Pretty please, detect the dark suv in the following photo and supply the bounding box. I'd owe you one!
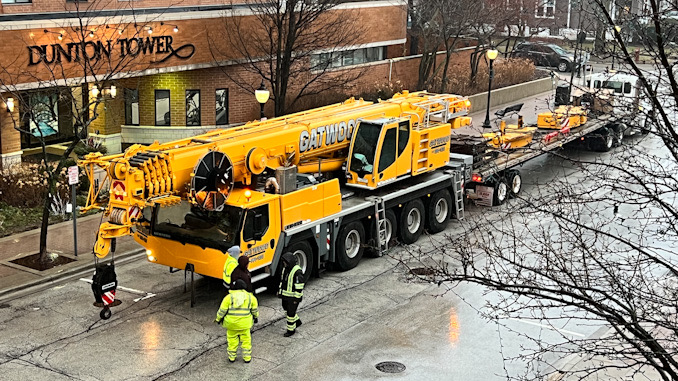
[511,42,575,72]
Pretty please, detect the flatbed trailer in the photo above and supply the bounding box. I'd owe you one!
[449,114,614,206]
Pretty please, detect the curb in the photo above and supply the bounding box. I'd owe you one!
[0,248,145,304]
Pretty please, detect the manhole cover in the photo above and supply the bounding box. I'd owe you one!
[375,361,406,373]
[410,267,434,276]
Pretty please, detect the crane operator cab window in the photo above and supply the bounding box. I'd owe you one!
[153,201,243,251]
[349,119,412,188]
[350,122,381,177]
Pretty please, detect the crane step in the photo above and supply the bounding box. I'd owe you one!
[251,273,271,283]
[254,287,268,294]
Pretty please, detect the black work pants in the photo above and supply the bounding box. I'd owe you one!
[282,299,300,332]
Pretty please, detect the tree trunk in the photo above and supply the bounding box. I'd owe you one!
[38,191,51,261]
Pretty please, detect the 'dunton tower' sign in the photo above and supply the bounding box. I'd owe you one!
[27,36,195,66]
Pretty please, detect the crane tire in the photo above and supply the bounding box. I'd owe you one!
[398,199,425,244]
[283,240,314,283]
[426,190,452,234]
[335,221,365,271]
[368,209,398,256]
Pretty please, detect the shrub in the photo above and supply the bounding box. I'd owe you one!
[74,136,108,159]
[439,58,538,96]
[0,163,70,209]
[358,80,406,102]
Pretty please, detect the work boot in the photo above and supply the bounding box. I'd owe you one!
[229,358,236,363]
[244,358,251,363]
[284,330,296,337]
[296,319,302,327]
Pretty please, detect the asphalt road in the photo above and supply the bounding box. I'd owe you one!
[0,104,668,380]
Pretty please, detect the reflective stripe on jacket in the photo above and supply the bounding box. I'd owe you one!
[215,290,259,331]
[222,255,238,285]
[280,265,304,300]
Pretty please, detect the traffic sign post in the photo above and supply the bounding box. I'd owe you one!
[68,166,79,257]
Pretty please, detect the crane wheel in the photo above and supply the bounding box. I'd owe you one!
[336,221,365,271]
[368,209,397,256]
[283,240,314,283]
[426,190,451,234]
[398,199,425,244]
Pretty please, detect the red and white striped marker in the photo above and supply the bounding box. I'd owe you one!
[102,290,116,306]
[128,206,142,220]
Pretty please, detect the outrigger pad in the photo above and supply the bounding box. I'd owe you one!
[92,263,118,305]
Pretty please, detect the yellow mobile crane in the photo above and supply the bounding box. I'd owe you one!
[82,91,472,300]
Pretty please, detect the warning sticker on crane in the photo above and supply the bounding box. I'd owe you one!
[128,206,141,220]
[112,181,125,201]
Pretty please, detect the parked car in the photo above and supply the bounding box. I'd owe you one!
[511,42,576,72]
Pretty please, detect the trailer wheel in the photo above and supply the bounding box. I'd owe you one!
[399,199,425,244]
[640,115,652,135]
[426,190,452,234]
[369,209,397,256]
[284,240,314,282]
[507,170,522,198]
[335,221,365,271]
[493,180,509,205]
[612,124,624,147]
[591,127,614,152]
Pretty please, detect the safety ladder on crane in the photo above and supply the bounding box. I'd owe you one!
[415,133,430,174]
[453,170,465,220]
[373,197,388,256]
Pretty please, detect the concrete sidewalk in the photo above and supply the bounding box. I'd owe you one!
[0,211,142,300]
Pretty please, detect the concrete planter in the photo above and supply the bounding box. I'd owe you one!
[467,75,554,113]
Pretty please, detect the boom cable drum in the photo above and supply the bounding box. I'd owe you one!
[190,150,234,211]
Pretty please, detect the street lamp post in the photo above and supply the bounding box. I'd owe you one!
[255,81,270,119]
[482,48,499,129]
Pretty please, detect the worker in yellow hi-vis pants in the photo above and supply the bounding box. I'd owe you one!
[215,279,259,363]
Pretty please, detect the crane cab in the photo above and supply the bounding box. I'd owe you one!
[346,116,451,189]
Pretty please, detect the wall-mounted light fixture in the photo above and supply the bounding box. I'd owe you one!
[6,98,14,113]
[43,29,65,41]
[160,22,179,33]
[91,85,117,99]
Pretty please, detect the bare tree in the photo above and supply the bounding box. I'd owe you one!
[208,0,365,117]
[396,0,678,378]
[408,0,474,92]
[0,1,157,263]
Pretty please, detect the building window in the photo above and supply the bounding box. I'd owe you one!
[1,0,32,3]
[20,89,75,149]
[186,90,200,126]
[124,88,139,126]
[535,0,555,18]
[216,89,229,125]
[155,90,170,126]
[29,93,59,137]
[311,46,385,70]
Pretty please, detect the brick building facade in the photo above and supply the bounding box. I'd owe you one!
[0,0,408,166]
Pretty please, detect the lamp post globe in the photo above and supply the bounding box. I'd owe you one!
[482,48,499,129]
[255,81,270,119]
